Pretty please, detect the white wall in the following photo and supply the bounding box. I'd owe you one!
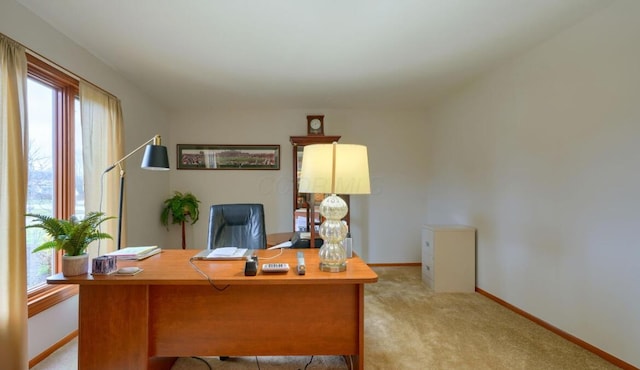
[1,0,170,362]
[424,0,640,366]
[27,296,78,360]
[167,109,429,263]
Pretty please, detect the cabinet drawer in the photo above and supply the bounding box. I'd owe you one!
[422,262,433,280]
[422,274,434,290]
[421,228,434,256]
[421,227,434,281]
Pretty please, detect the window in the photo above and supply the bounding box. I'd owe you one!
[25,78,56,288]
[26,55,81,315]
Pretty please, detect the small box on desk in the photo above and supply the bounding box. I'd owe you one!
[92,255,118,275]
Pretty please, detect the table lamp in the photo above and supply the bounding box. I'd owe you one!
[104,134,170,249]
[298,142,370,272]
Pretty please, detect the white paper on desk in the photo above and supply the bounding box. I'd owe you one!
[209,247,247,258]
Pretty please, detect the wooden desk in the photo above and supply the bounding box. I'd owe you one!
[48,249,378,370]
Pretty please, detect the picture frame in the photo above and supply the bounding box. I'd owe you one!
[177,144,280,170]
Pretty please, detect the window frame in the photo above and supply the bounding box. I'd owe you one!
[26,54,81,317]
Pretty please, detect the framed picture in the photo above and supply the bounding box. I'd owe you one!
[177,144,280,170]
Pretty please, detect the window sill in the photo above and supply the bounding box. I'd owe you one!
[28,284,78,318]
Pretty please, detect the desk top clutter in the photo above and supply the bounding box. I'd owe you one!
[48,249,378,285]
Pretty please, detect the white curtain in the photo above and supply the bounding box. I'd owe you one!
[0,34,29,370]
[80,82,124,258]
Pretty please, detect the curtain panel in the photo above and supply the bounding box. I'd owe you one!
[0,34,29,370]
[80,82,124,258]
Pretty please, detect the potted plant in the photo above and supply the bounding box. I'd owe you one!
[161,191,200,249]
[26,212,114,276]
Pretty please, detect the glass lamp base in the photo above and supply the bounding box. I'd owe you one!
[317,194,349,273]
[319,261,347,272]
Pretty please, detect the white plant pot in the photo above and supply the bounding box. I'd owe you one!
[62,254,89,276]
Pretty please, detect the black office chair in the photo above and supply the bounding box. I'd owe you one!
[207,203,267,250]
[206,203,266,361]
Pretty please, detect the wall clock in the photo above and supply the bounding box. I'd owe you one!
[307,115,324,136]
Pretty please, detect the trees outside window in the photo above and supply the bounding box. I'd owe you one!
[25,55,82,314]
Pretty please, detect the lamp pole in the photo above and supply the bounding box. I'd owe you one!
[104,135,169,249]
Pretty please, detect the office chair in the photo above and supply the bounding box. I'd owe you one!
[207,203,267,250]
[206,203,266,362]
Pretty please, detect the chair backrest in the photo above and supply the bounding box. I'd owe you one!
[207,204,267,250]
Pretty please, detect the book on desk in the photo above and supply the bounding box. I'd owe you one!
[106,245,161,260]
[192,247,251,260]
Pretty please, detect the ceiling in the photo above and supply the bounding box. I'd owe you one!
[17,0,610,110]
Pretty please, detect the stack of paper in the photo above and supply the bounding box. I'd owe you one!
[209,247,248,258]
[107,246,161,260]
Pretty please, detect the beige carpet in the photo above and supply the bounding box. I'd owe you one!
[33,266,619,370]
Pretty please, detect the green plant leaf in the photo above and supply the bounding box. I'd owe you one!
[160,191,201,226]
[26,212,114,256]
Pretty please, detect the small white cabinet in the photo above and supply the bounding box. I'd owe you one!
[422,225,476,292]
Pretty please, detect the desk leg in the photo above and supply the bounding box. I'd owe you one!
[357,283,365,370]
[78,285,163,370]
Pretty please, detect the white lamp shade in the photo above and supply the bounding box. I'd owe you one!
[299,143,370,194]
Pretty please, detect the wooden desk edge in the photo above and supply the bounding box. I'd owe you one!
[47,274,379,285]
[47,249,378,286]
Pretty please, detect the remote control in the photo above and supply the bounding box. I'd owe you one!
[296,251,306,275]
[261,263,290,273]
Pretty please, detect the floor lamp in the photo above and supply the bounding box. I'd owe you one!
[104,135,170,250]
[298,142,370,272]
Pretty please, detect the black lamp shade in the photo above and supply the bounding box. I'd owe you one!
[141,145,170,170]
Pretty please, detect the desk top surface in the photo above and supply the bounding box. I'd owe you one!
[47,249,378,286]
